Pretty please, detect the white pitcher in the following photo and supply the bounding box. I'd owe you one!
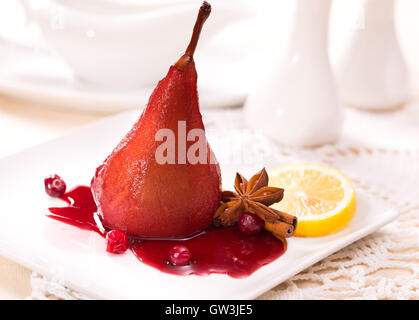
[244,0,341,147]
[336,0,409,110]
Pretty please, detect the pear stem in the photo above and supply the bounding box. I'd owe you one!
[175,1,211,70]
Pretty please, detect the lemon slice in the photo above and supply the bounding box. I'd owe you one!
[268,164,356,237]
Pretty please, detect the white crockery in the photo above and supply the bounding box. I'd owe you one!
[0,38,246,113]
[19,0,252,89]
[336,0,410,110]
[244,0,342,147]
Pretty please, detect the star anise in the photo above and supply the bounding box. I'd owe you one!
[214,168,297,238]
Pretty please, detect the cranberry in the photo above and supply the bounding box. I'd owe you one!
[168,245,191,266]
[44,174,67,198]
[238,212,264,236]
[106,230,129,254]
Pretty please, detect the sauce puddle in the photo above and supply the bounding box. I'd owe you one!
[48,186,286,278]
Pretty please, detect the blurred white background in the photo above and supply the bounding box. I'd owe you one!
[0,0,419,109]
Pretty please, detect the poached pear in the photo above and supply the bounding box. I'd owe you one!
[91,2,222,238]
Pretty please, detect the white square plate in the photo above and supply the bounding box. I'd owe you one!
[0,111,399,299]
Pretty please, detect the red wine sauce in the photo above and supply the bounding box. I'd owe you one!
[48,186,286,278]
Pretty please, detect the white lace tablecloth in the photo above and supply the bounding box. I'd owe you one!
[29,104,419,300]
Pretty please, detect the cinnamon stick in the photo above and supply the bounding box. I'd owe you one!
[265,220,296,238]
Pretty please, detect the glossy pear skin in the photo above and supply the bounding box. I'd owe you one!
[91,62,222,238]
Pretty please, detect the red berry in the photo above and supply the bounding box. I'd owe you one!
[106,230,128,254]
[168,245,191,266]
[238,212,264,236]
[44,174,67,198]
